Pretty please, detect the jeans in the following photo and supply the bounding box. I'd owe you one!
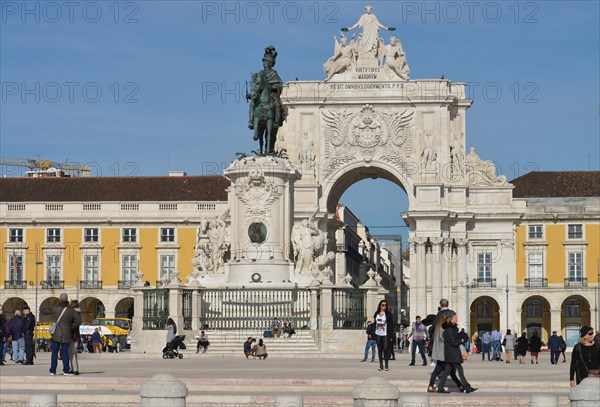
[464,340,470,353]
[482,343,491,360]
[364,339,376,361]
[50,340,70,374]
[12,337,24,362]
[550,351,560,364]
[411,340,427,364]
[492,340,502,360]
[375,335,389,368]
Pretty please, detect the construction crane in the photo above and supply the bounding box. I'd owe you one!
[0,157,91,177]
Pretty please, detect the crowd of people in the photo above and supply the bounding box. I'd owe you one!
[360,297,600,393]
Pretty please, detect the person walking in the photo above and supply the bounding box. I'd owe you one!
[43,293,81,375]
[515,332,528,364]
[68,300,82,375]
[458,328,470,353]
[22,306,36,365]
[503,329,515,363]
[559,335,567,362]
[436,311,477,393]
[91,328,102,353]
[373,300,394,372]
[408,315,428,366]
[481,330,492,361]
[491,328,503,361]
[570,326,600,387]
[9,310,25,364]
[427,310,463,393]
[361,320,376,363]
[528,330,542,364]
[548,331,561,365]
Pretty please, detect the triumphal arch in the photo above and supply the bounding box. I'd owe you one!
[133,5,523,352]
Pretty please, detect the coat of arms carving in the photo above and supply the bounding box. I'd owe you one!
[235,167,282,224]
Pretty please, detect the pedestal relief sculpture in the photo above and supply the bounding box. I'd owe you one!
[192,212,230,275]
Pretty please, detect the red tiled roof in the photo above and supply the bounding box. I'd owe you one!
[511,171,600,198]
[0,176,230,202]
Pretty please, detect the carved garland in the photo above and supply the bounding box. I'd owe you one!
[321,104,413,178]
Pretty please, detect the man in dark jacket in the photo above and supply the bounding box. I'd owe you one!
[361,320,377,362]
[22,306,36,365]
[42,293,81,375]
[9,310,25,364]
[547,331,561,365]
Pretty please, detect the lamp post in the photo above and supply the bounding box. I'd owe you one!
[505,274,510,332]
[34,243,43,346]
[460,279,474,339]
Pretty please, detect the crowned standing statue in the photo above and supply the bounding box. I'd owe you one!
[246,45,286,155]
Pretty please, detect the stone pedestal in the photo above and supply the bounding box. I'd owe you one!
[352,377,399,407]
[140,373,187,407]
[570,378,600,407]
[225,156,301,285]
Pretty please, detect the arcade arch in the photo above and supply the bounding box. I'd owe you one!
[1,297,29,318]
[79,297,105,324]
[38,297,59,323]
[520,296,551,340]
[561,295,591,346]
[470,296,500,337]
[115,297,134,319]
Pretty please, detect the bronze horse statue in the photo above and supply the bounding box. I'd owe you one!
[247,71,281,154]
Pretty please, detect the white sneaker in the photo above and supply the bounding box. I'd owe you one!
[430,362,436,367]
[49,373,56,376]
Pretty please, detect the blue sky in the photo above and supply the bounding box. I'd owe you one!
[1,1,599,243]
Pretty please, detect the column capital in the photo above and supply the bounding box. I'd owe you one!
[455,238,468,247]
[430,237,444,245]
[412,237,428,246]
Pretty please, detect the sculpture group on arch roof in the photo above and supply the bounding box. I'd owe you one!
[323,5,410,81]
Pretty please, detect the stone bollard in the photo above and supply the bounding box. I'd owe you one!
[570,377,600,407]
[29,394,57,407]
[353,376,400,407]
[400,393,429,407]
[275,394,303,406]
[530,394,558,407]
[140,373,188,407]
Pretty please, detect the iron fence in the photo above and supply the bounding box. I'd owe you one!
[564,278,587,287]
[198,288,311,330]
[332,288,367,329]
[182,289,193,330]
[4,280,27,289]
[524,278,548,287]
[41,280,64,289]
[143,289,170,330]
[80,280,102,289]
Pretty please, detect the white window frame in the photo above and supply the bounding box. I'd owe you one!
[567,224,583,239]
[83,255,99,282]
[160,227,176,243]
[84,228,99,243]
[47,228,61,243]
[122,228,137,243]
[567,251,583,280]
[527,252,544,280]
[46,254,62,282]
[122,254,138,283]
[159,254,175,281]
[528,225,543,240]
[477,252,492,281]
[9,228,24,243]
[8,253,24,282]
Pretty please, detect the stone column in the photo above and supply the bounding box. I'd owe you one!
[191,290,201,331]
[410,238,427,320]
[168,286,184,330]
[318,287,333,329]
[550,309,562,337]
[132,287,145,334]
[352,377,399,407]
[425,241,434,313]
[309,289,319,329]
[570,378,600,407]
[449,240,458,311]
[431,237,443,308]
[140,373,188,407]
[455,239,469,335]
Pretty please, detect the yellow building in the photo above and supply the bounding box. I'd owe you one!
[0,175,229,323]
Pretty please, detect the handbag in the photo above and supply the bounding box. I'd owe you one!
[460,344,468,361]
[48,307,68,335]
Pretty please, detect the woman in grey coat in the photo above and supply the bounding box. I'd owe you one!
[503,329,516,363]
[166,318,177,346]
[427,313,463,392]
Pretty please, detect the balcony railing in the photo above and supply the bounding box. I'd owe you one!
[80,280,102,289]
[4,280,27,289]
[472,278,497,288]
[41,280,64,289]
[118,280,137,289]
[524,278,548,287]
[564,278,587,287]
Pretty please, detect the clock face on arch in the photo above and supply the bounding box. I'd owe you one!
[248,222,267,244]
